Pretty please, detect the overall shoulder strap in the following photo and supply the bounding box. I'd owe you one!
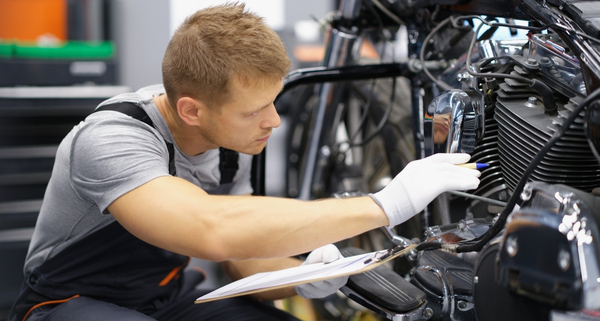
[94,102,176,176]
[219,147,239,185]
[94,102,240,184]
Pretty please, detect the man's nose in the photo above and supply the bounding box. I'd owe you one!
[261,104,281,129]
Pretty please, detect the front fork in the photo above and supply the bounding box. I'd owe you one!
[297,8,364,200]
[407,21,439,229]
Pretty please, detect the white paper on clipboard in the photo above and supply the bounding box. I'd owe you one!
[195,244,416,304]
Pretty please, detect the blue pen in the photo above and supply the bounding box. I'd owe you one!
[457,163,489,169]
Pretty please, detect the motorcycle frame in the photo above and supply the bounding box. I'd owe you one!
[275,0,600,226]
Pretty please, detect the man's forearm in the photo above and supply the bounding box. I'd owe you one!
[109,176,388,262]
[202,194,387,260]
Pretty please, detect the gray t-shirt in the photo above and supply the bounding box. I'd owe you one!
[24,84,253,274]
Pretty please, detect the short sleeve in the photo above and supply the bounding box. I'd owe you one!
[70,113,171,213]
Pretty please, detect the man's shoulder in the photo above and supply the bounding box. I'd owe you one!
[72,108,165,155]
[96,84,164,109]
[137,84,165,95]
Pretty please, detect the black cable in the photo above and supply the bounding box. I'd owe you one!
[418,15,483,91]
[419,16,454,92]
[419,15,600,93]
[465,20,534,85]
[347,77,397,148]
[490,21,600,46]
[347,80,378,144]
[369,0,405,26]
[416,241,442,251]
[463,20,558,114]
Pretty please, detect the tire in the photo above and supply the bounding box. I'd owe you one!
[284,75,419,239]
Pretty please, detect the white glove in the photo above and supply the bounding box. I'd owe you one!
[294,244,348,299]
[370,153,481,227]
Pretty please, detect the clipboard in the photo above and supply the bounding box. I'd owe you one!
[195,244,416,304]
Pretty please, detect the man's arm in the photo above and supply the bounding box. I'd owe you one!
[107,175,387,262]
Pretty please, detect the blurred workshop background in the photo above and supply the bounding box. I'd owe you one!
[0,0,335,193]
[0,1,340,320]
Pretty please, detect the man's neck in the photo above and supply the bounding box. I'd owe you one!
[153,95,215,156]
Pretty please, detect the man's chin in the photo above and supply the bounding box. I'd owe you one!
[248,145,266,155]
[227,144,266,155]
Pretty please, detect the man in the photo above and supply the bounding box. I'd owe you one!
[9,3,481,321]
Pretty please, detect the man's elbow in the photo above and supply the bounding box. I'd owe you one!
[186,218,255,262]
[203,250,230,263]
[194,238,235,262]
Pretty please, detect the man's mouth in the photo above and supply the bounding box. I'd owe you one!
[256,135,270,142]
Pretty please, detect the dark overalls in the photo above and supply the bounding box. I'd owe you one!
[8,103,299,321]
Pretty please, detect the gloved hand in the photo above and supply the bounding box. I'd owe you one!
[294,244,348,299]
[370,153,480,227]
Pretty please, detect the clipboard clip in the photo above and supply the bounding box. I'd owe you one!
[364,245,408,264]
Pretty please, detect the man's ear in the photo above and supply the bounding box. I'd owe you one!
[176,97,204,126]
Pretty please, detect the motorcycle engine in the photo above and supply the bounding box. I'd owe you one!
[432,33,600,218]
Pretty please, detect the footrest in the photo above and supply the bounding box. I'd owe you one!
[340,247,426,313]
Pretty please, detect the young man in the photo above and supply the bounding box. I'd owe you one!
[9,3,480,321]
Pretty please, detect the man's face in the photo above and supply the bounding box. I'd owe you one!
[433,113,451,144]
[199,77,283,155]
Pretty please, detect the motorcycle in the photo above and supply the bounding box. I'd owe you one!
[275,0,600,320]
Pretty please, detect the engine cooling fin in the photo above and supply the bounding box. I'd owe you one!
[469,113,503,198]
[494,85,600,193]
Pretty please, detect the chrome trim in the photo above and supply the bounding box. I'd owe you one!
[417,265,452,317]
[339,286,430,321]
[424,89,480,155]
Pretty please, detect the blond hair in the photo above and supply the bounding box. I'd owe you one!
[162,3,291,110]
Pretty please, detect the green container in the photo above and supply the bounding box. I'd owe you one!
[0,42,14,58]
[10,41,114,60]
